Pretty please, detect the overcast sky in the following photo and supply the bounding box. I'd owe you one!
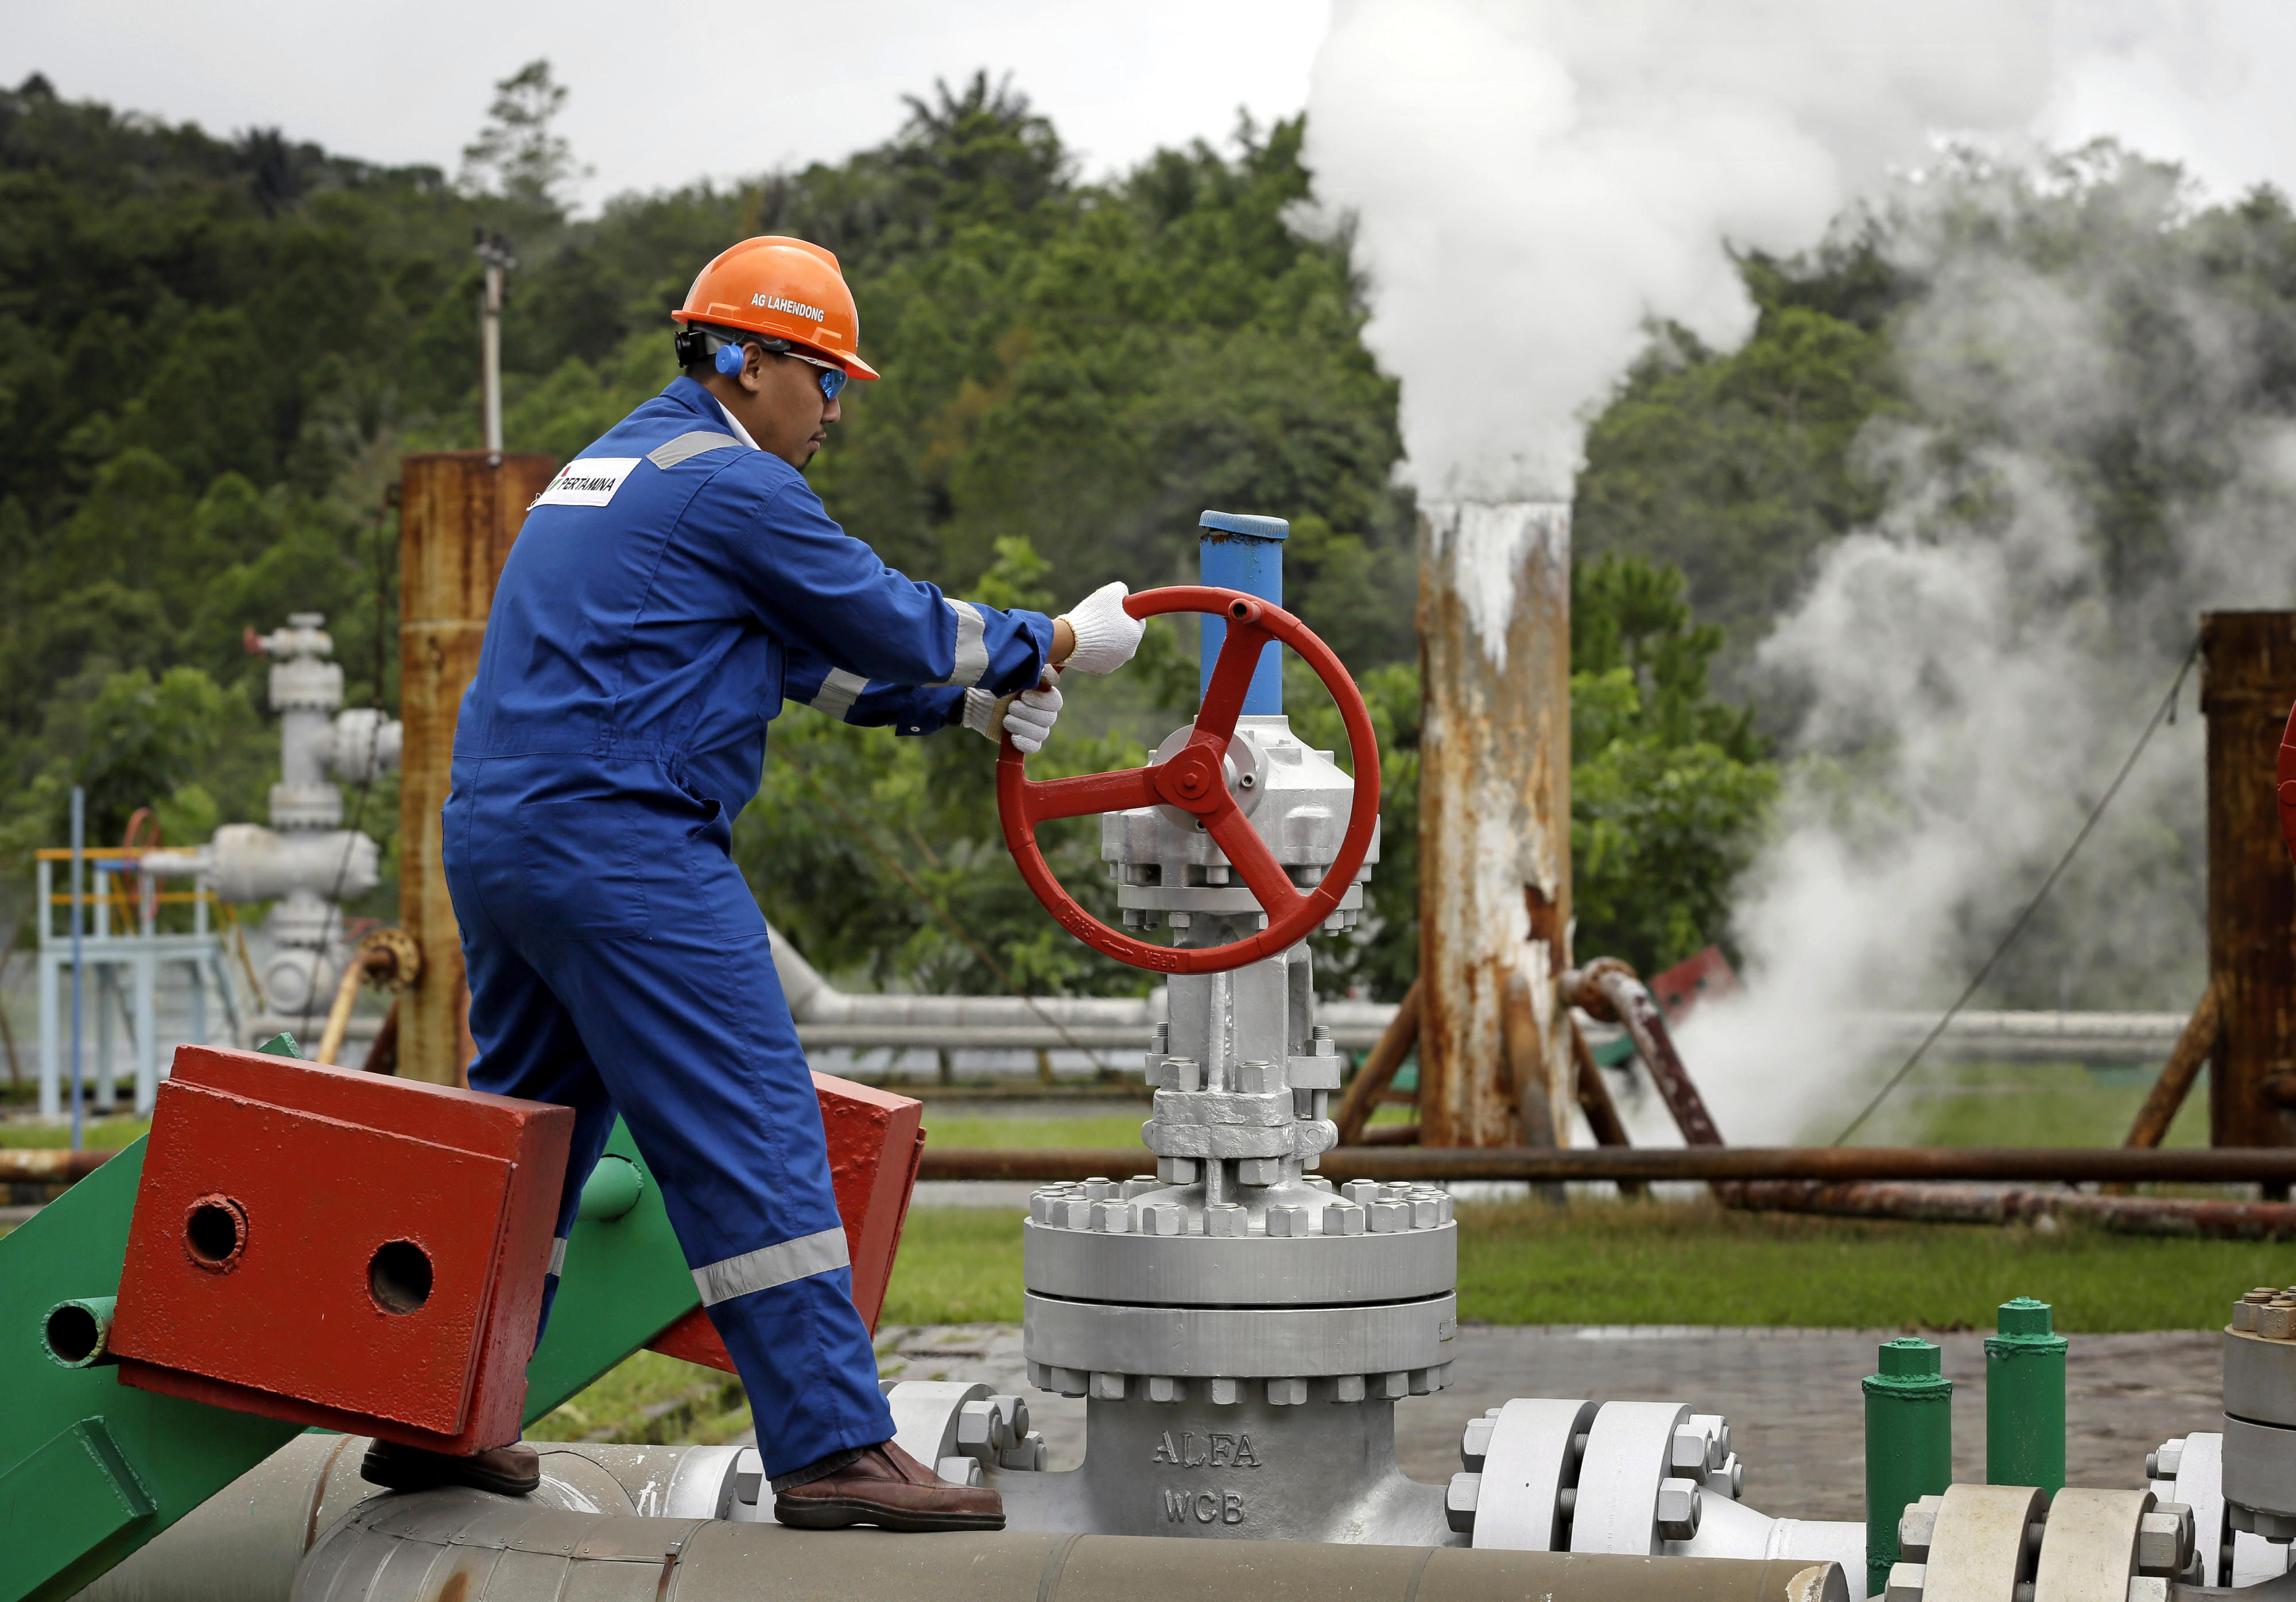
[0,0,1331,206]
[7,1,2296,211]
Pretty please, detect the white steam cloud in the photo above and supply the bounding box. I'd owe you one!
[1304,2,2296,1143]
[1304,0,2050,501]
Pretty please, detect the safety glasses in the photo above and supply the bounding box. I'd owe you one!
[778,347,847,403]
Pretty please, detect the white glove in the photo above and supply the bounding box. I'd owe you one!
[963,677,1064,754]
[1057,581,1145,675]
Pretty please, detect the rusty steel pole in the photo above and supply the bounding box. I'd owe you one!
[397,452,552,1085]
[2205,612,2296,1181]
[1416,502,1573,1149]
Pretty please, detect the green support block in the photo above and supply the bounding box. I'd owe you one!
[0,1118,699,1602]
[1864,1336,1953,1601]
[522,1124,701,1424]
[0,1139,301,1602]
[1986,1297,2068,1492]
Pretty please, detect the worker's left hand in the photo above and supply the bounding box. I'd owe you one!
[965,676,1064,754]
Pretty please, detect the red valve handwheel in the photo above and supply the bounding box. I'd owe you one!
[998,585,1381,975]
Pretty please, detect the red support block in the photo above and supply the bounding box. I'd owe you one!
[108,1044,572,1455]
[648,1072,924,1372]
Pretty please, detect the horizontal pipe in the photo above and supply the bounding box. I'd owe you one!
[303,1502,1849,1602]
[917,1145,2296,1184]
[0,1147,117,1181]
[773,932,2194,1062]
[1728,1180,2296,1240]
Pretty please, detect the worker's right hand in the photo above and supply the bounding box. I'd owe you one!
[1055,582,1145,675]
[965,676,1064,754]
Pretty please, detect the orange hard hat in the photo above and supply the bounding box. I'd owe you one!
[672,235,879,380]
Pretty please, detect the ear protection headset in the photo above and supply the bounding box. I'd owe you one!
[713,339,747,376]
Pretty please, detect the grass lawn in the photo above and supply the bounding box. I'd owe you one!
[881,1197,2282,1333]
[0,1116,149,1149]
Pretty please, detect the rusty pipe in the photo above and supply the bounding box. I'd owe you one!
[916,1145,2296,1184]
[1564,960,1723,1146]
[0,1147,117,1182]
[1726,1179,2296,1240]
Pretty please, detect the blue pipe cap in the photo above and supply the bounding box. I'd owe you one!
[1199,510,1289,542]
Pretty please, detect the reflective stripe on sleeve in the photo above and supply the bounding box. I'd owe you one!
[691,1226,851,1306]
[812,668,870,722]
[548,1237,568,1278]
[646,430,747,470]
[933,600,990,689]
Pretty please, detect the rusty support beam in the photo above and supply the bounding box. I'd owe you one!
[397,453,553,1085]
[1727,1178,2296,1241]
[2122,980,2223,1151]
[1417,503,1573,1150]
[2204,614,2296,1176]
[1569,1017,1647,1198]
[1565,959,1724,1146]
[1333,978,1420,1147]
[916,1145,2296,1184]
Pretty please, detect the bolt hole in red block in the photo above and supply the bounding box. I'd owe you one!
[108,1044,572,1456]
[647,1071,926,1372]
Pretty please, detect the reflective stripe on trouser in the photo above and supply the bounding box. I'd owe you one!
[444,757,894,1479]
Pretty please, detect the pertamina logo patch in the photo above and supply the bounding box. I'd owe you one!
[531,457,641,508]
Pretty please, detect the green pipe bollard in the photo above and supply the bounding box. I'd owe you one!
[1865,1336,1953,1600]
[576,1154,645,1223]
[1986,1296,2068,1491]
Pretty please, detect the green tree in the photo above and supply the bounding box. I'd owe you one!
[460,60,587,209]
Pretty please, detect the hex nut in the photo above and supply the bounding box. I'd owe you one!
[1331,1374,1367,1403]
[1205,1203,1248,1238]
[1141,1203,1186,1236]
[1268,1377,1308,1406]
[1060,1198,1094,1229]
[1671,1426,1714,1473]
[1208,1378,1242,1406]
[2138,1505,2194,1577]
[998,1432,1047,1472]
[956,1400,997,1450]
[1446,1472,1481,1534]
[1368,1200,1409,1233]
[1706,1453,1744,1499]
[1122,1176,1161,1199]
[1343,1180,1381,1206]
[1461,1417,1496,1470]
[1324,1200,1367,1236]
[1082,1177,1116,1201]
[2262,1301,2296,1341]
[1899,1496,1941,1562]
[2127,1578,2169,1602]
[2150,1438,2185,1481]
[1883,1561,1926,1602]
[1376,1371,1410,1400]
[1410,1197,1444,1229]
[1157,1156,1200,1184]
[1090,1371,1127,1401]
[1655,1476,1702,1541]
[1090,1199,1130,1233]
[1236,1157,1283,1186]
[1304,1176,1335,1193]
[937,1455,984,1487]
[1147,1375,1185,1403]
[1235,1060,1282,1093]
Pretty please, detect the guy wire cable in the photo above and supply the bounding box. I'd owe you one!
[1831,634,2202,1146]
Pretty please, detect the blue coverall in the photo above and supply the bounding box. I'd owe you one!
[444,375,1055,1482]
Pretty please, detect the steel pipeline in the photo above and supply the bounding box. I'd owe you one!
[80,1432,1851,1602]
[919,1145,2296,1184]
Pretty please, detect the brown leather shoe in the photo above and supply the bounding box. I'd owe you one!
[360,1437,541,1496]
[774,1441,1004,1532]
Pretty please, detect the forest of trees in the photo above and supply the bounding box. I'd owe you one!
[7,63,2278,1008]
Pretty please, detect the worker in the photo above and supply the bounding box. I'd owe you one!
[359,236,1143,1530]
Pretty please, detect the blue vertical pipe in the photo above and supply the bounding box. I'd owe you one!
[1197,510,1289,715]
[69,783,84,1151]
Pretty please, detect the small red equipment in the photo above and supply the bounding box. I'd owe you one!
[997,586,1380,976]
[108,1044,572,1455]
[649,1072,924,1370]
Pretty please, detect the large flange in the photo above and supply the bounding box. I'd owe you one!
[1022,1219,1456,1307]
[1021,1290,1455,1383]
